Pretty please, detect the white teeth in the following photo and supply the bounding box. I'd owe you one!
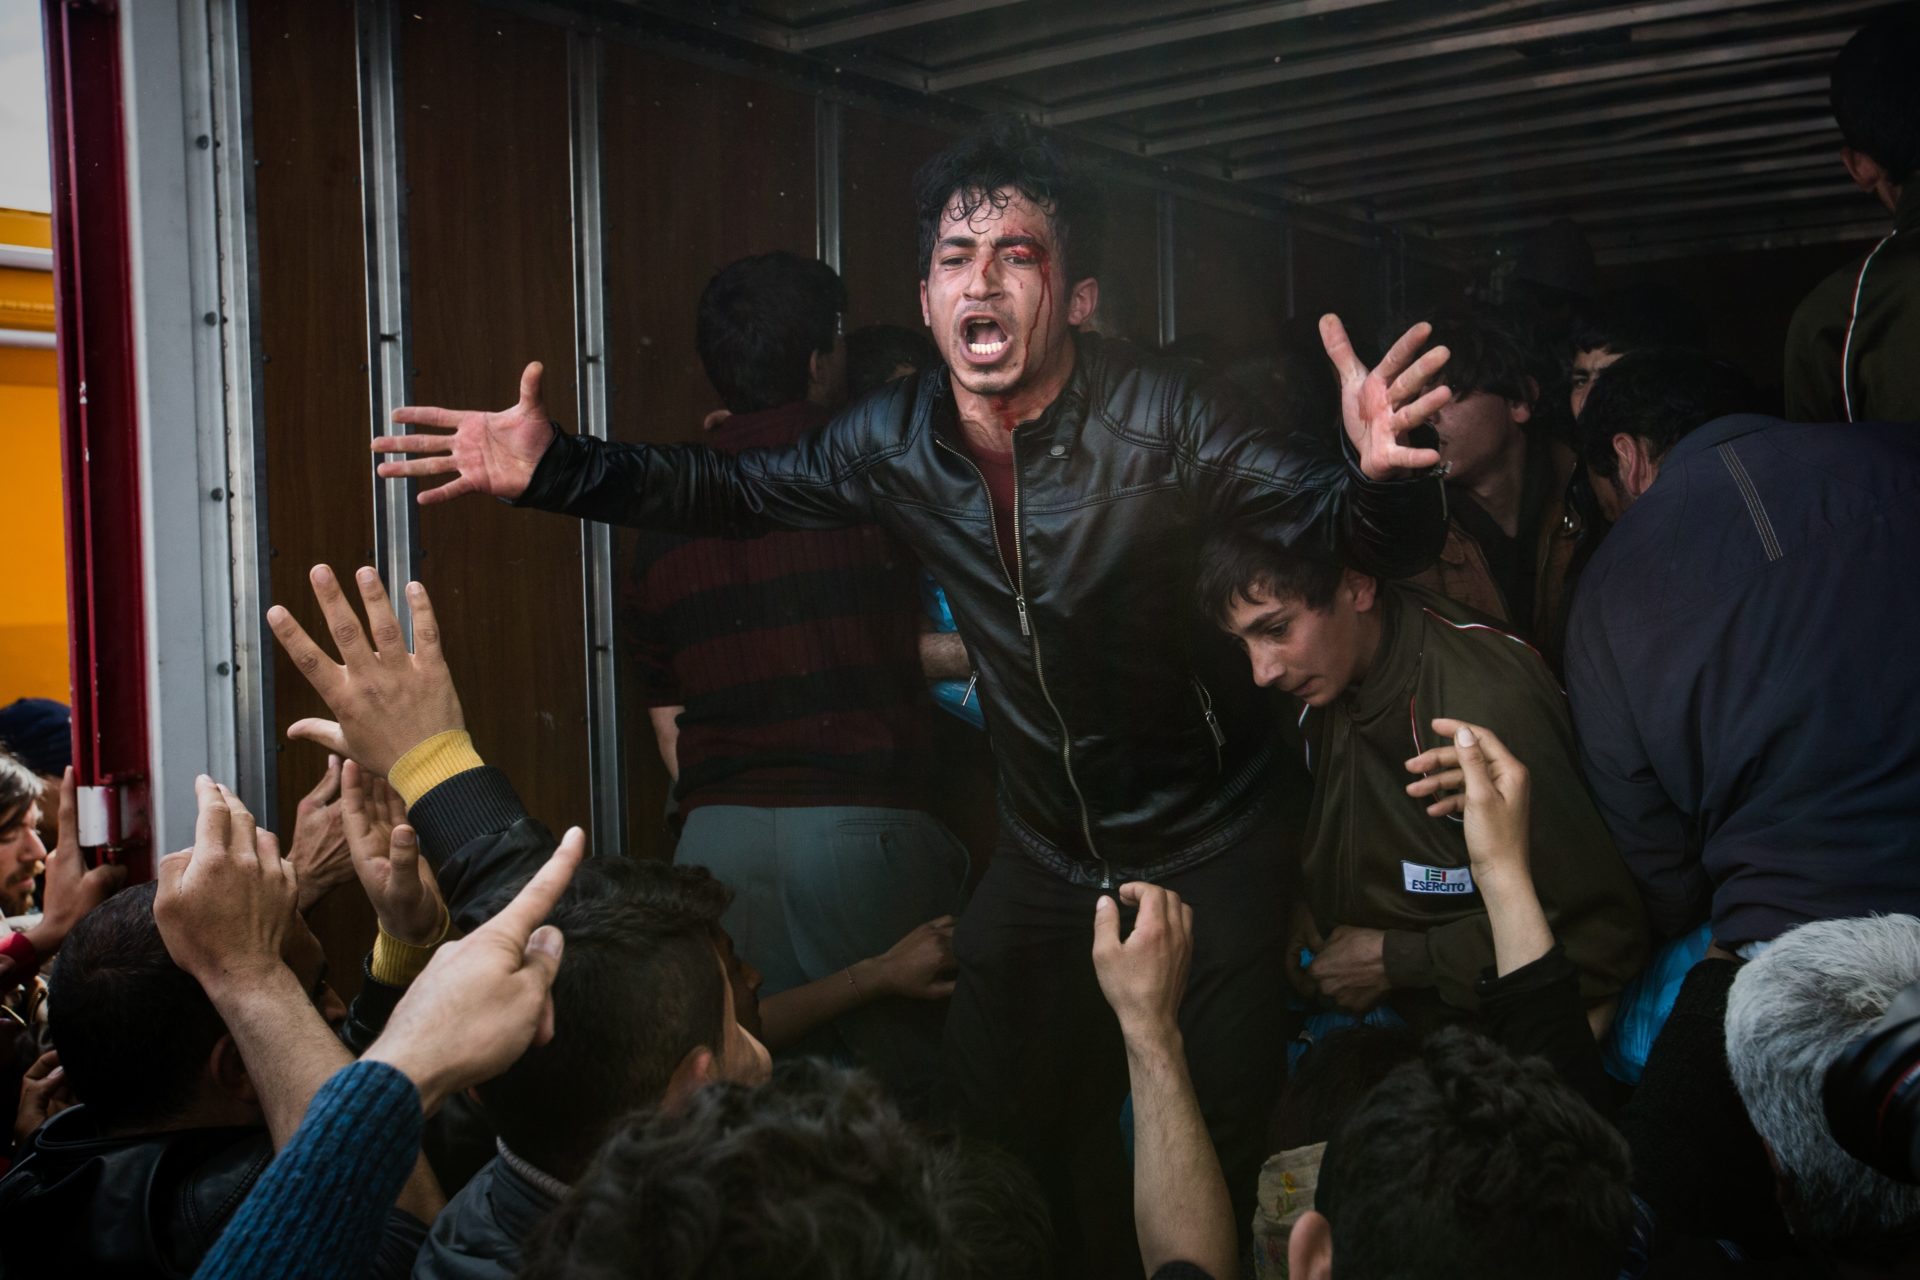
[968,340,1008,356]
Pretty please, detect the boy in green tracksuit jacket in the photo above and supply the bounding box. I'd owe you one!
[1199,529,1648,1022]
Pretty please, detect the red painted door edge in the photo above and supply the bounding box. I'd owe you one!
[44,0,153,879]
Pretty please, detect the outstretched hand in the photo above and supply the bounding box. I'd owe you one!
[153,777,299,995]
[374,362,554,505]
[266,567,464,777]
[288,755,354,912]
[1405,718,1532,889]
[1092,882,1193,1042]
[341,759,444,946]
[1321,314,1451,479]
[362,829,584,1113]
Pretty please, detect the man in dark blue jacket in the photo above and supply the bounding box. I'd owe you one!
[1565,347,1920,947]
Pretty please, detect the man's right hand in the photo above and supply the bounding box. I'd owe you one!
[373,362,554,505]
[153,777,299,996]
[1092,883,1193,1043]
[266,568,465,776]
[1405,718,1532,891]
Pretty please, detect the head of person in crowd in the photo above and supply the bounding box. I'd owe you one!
[1221,318,1344,446]
[475,858,771,1185]
[1410,302,1540,489]
[1576,346,1763,521]
[46,880,343,1136]
[1830,6,1920,215]
[520,1059,969,1280]
[1269,1023,1421,1153]
[0,752,45,916]
[1725,915,1920,1257]
[844,322,937,401]
[1566,290,1697,419]
[913,115,1103,414]
[695,251,848,416]
[0,698,68,851]
[1197,528,1379,707]
[1289,1026,1633,1280]
[924,1141,1055,1280]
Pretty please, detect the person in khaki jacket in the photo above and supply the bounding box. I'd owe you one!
[1403,302,1591,675]
[1199,528,1648,1034]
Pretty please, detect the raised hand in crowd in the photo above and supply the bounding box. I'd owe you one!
[1092,883,1237,1280]
[18,767,126,963]
[757,915,957,1051]
[12,1049,72,1148]
[340,760,444,947]
[374,362,553,506]
[287,754,354,913]
[267,566,464,776]
[1320,314,1451,479]
[1405,719,1554,977]
[362,829,581,1114]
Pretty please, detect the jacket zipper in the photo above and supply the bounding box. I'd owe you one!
[937,433,1110,886]
[1191,676,1225,772]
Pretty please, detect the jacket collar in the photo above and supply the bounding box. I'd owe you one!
[1896,182,1920,236]
[495,1138,570,1205]
[1661,412,1785,467]
[928,332,1093,449]
[1344,585,1420,725]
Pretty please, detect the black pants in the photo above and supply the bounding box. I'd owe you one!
[938,817,1292,1279]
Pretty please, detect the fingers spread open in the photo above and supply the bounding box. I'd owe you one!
[1318,314,1365,382]
[519,361,545,410]
[310,565,369,665]
[416,476,476,507]
[1395,384,1454,433]
[1373,321,1435,385]
[287,719,351,757]
[383,409,462,432]
[1387,344,1450,405]
[376,455,461,480]
[267,605,342,693]
[356,567,405,654]
[405,583,444,664]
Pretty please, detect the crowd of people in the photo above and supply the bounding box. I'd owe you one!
[0,7,1918,1279]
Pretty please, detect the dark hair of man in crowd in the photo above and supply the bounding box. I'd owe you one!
[845,322,937,401]
[1830,5,1920,184]
[1415,300,1537,404]
[1269,1023,1421,1153]
[912,115,1105,285]
[0,752,41,831]
[924,1140,1055,1280]
[520,1059,954,1280]
[694,251,847,416]
[1315,1027,1633,1280]
[1577,346,1763,482]
[475,858,732,1183]
[1193,526,1346,630]
[47,881,230,1134]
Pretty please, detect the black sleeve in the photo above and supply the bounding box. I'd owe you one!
[405,767,557,931]
[1473,945,1613,1116]
[1149,1264,1215,1280]
[339,956,407,1055]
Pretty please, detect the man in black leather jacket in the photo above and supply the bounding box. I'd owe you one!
[376,119,1453,1268]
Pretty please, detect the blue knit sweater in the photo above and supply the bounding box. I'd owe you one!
[195,1060,424,1279]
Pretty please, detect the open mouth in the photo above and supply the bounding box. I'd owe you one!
[962,315,1011,359]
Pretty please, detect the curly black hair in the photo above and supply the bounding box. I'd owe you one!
[912,115,1104,283]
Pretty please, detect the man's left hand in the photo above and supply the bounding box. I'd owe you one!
[1308,925,1392,1012]
[1322,314,1452,480]
[288,755,353,912]
[153,777,299,995]
[26,768,127,957]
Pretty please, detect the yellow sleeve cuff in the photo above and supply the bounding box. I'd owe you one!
[369,904,451,986]
[387,729,485,808]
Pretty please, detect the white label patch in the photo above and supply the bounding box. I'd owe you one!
[1402,861,1476,896]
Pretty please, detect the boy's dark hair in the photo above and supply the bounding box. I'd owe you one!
[1831,6,1920,184]
[1316,1027,1634,1280]
[521,1059,950,1280]
[1194,527,1347,629]
[845,323,937,400]
[1578,347,1763,481]
[477,859,733,1183]
[913,115,1105,283]
[695,252,846,415]
[1567,289,1696,361]
[1415,301,1537,405]
[926,1141,1055,1280]
[48,881,229,1134]
[0,751,42,834]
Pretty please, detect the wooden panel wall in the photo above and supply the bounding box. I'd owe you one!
[402,0,591,838]
[250,0,378,984]
[1172,199,1292,358]
[840,107,951,329]
[600,44,818,857]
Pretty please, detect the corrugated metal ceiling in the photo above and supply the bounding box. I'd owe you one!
[614,0,1884,264]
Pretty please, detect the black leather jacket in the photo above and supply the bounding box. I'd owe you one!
[521,334,1444,877]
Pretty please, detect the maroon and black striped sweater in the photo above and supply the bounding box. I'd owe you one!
[624,400,932,815]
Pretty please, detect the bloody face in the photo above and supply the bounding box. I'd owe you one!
[919,187,1089,412]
